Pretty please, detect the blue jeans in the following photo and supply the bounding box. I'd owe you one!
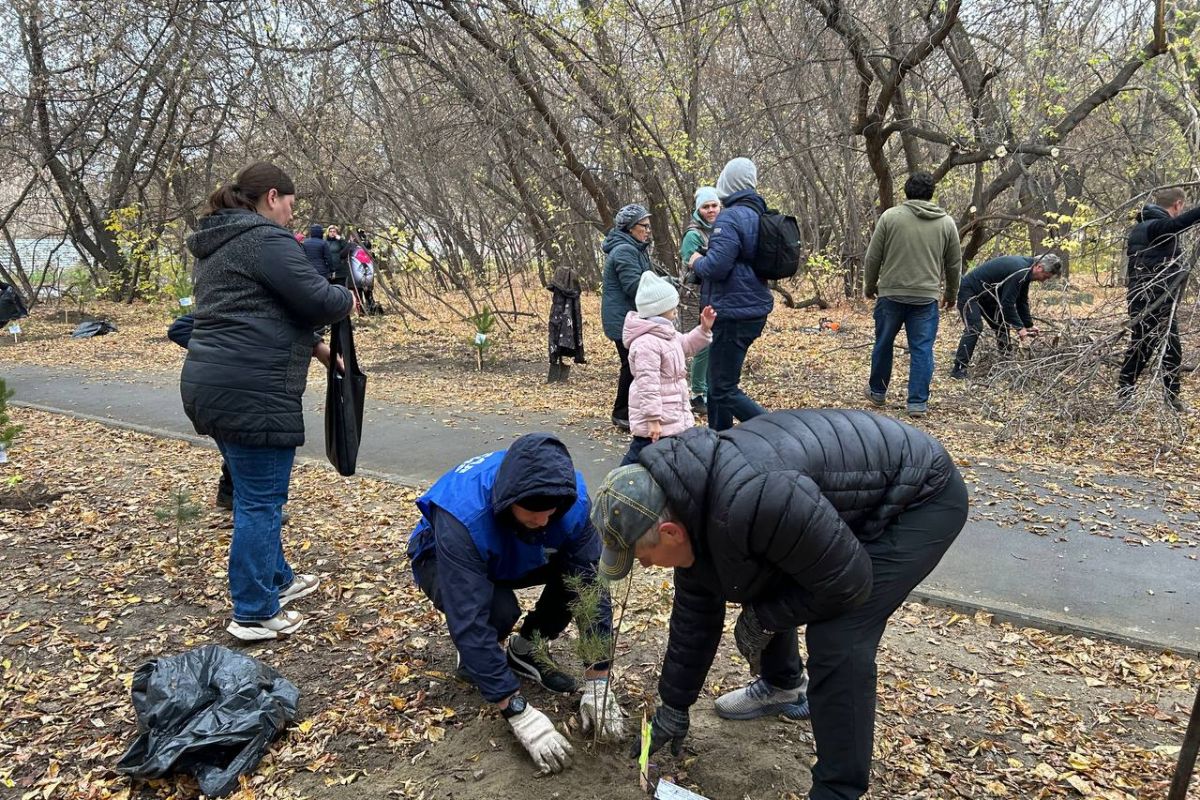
[708,316,768,431]
[868,298,939,406]
[216,440,296,622]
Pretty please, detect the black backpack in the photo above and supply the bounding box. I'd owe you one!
[753,209,801,280]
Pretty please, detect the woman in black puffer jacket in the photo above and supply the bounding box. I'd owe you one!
[181,162,353,642]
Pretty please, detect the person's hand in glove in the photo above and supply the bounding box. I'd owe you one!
[734,605,775,674]
[628,704,689,758]
[579,677,625,740]
[508,702,574,774]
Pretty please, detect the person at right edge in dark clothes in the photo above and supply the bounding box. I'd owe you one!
[593,410,969,800]
[1119,186,1200,411]
[687,158,773,431]
[600,204,655,431]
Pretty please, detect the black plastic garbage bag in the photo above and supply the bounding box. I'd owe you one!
[71,320,117,338]
[116,645,300,797]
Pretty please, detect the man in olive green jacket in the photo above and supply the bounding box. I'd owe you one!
[863,172,962,417]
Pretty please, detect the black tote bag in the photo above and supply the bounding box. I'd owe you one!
[324,318,367,476]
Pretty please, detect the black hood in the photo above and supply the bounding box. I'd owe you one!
[186,209,276,259]
[1136,204,1170,224]
[491,433,578,532]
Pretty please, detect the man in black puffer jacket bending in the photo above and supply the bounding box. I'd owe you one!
[594,409,968,800]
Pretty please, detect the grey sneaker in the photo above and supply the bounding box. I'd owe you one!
[714,678,810,721]
[226,609,305,642]
[863,387,886,407]
[907,403,928,417]
[279,574,319,607]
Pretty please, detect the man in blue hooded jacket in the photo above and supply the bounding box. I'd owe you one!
[688,157,774,431]
[407,433,624,773]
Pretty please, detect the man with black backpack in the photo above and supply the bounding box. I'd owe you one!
[688,157,797,431]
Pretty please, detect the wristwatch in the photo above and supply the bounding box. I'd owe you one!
[500,694,528,719]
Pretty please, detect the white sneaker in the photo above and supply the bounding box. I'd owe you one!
[227,609,306,641]
[715,677,810,720]
[279,574,320,607]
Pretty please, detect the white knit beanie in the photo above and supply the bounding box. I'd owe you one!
[635,271,679,318]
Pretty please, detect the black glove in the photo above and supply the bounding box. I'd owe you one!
[629,704,689,758]
[734,606,775,674]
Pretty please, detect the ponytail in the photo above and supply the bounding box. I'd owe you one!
[205,161,297,217]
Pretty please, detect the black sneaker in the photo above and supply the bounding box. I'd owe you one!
[216,491,233,511]
[949,366,967,380]
[690,396,708,415]
[611,415,631,432]
[506,638,578,693]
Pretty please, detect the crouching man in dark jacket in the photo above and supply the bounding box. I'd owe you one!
[407,433,625,774]
[595,410,968,800]
[951,253,1061,379]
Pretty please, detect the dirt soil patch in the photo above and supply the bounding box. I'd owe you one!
[0,408,1194,799]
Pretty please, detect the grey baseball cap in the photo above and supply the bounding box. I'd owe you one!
[591,464,668,580]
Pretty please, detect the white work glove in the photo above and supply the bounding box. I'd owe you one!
[579,677,625,739]
[508,703,574,774]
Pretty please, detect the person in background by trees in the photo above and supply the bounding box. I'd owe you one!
[592,410,968,800]
[620,271,715,466]
[180,161,353,642]
[601,204,655,431]
[406,433,625,774]
[1119,187,1200,411]
[951,253,1062,379]
[863,172,962,417]
[687,158,773,432]
[302,223,336,280]
[326,224,349,286]
[679,186,720,416]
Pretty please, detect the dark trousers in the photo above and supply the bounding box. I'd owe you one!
[412,556,577,645]
[1119,285,1182,396]
[612,340,634,423]
[620,436,654,467]
[217,459,234,502]
[707,316,768,431]
[869,298,939,405]
[953,296,1012,370]
[758,468,968,800]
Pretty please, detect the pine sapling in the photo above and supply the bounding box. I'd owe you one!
[154,487,200,561]
[0,379,22,466]
[469,308,497,371]
[529,573,632,743]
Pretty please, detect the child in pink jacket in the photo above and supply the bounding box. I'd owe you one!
[620,271,716,466]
